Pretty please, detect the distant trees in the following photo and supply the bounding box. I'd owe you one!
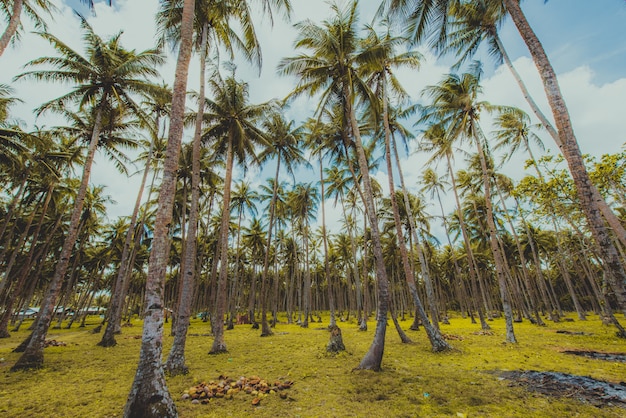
[0,4,624,412]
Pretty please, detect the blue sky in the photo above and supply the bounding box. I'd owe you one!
[2,0,625,234]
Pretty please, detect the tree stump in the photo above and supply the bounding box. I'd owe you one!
[327,325,345,353]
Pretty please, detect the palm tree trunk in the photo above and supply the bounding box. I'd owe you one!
[384,85,450,351]
[0,173,28,273]
[319,158,336,328]
[99,132,155,347]
[260,157,282,336]
[165,22,208,374]
[0,0,23,57]
[210,137,234,354]
[124,1,196,416]
[497,27,626,250]
[474,131,517,343]
[494,185,544,325]
[343,86,389,371]
[504,0,626,312]
[11,103,106,371]
[446,154,490,330]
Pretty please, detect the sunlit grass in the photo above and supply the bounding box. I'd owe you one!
[1,312,624,417]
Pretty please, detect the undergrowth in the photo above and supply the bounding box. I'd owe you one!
[1,312,625,417]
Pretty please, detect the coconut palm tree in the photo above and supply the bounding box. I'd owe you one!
[227,179,258,327]
[10,16,163,372]
[420,69,517,343]
[503,1,626,289]
[279,0,392,370]
[419,122,491,330]
[203,73,272,354]
[124,0,195,412]
[158,0,264,375]
[257,112,309,335]
[440,0,559,142]
[359,22,449,350]
[304,118,340,328]
[288,182,319,328]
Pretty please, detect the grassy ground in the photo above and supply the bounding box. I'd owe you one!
[1,312,625,417]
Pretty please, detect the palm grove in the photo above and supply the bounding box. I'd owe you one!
[1,0,625,416]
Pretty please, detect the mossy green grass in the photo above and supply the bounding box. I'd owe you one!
[1,312,624,417]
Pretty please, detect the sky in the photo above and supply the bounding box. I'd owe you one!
[2,0,625,238]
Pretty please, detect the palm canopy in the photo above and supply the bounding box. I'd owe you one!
[201,73,273,168]
[46,104,141,176]
[0,0,56,52]
[357,22,421,106]
[258,111,311,181]
[419,67,496,145]
[157,0,261,68]
[379,0,459,48]
[15,15,164,118]
[439,0,508,69]
[492,107,545,164]
[277,0,375,120]
[0,83,22,123]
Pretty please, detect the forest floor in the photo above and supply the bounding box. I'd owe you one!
[1,311,625,417]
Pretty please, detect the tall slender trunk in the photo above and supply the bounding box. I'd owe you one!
[432,183,471,321]
[496,27,626,250]
[383,82,450,351]
[319,158,336,328]
[0,0,23,57]
[342,85,389,371]
[474,129,516,343]
[123,2,196,416]
[165,23,208,374]
[260,158,282,336]
[99,123,158,347]
[494,184,544,325]
[504,0,626,312]
[0,185,54,336]
[210,137,234,354]
[11,103,106,371]
[301,220,311,328]
[446,154,490,330]
[0,174,30,278]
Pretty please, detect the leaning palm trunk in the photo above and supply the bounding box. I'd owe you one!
[0,0,23,57]
[382,83,450,352]
[99,121,158,348]
[445,154,490,330]
[0,185,54,337]
[0,175,28,271]
[503,0,626,313]
[11,104,106,371]
[124,2,196,417]
[344,88,390,371]
[474,129,516,343]
[165,23,208,374]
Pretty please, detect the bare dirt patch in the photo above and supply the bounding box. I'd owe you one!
[562,350,626,363]
[501,371,626,408]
